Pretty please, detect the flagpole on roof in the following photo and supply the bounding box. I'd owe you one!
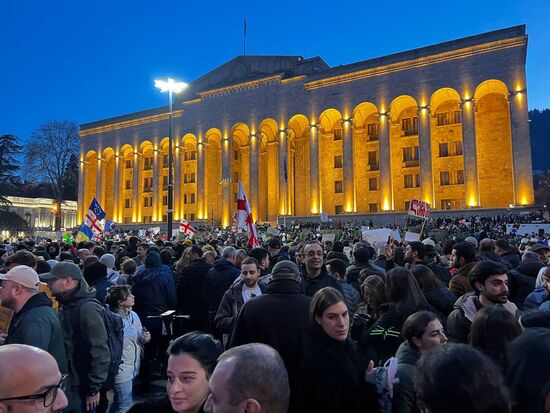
[243,17,247,56]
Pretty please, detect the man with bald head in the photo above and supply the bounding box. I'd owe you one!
[204,343,289,413]
[0,344,68,412]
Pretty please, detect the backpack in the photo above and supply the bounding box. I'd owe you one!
[71,298,124,389]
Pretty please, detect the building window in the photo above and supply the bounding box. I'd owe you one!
[368,151,378,169]
[163,155,169,168]
[453,110,462,124]
[190,193,196,204]
[232,172,239,183]
[333,129,343,141]
[143,216,152,224]
[162,215,167,222]
[454,141,463,155]
[404,174,413,188]
[369,178,378,191]
[401,117,418,136]
[125,160,132,169]
[440,171,450,186]
[125,180,131,190]
[403,146,419,162]
[184,151,189,161]
[123,217,131,224]
[415,174,420,187]
[405,201,411,211]
[334,181,343,193]
[190,151,196,160]
[441,200,452,210]
[163,195,168,205]
[143,177,153,192]
[144,157,153,170]
[334,155,343,169]
[143,196,152,207]
[335,205,344,214]
[124,199,131,208]
[457,170,465,184]
[439,143,449,157]
[184,194,188,204]
[234,150,239,161]
[367,123,378,140]
[369,203,378,213]
[189,172,196,183]
[163,176,168,190]
[436,112,449,126]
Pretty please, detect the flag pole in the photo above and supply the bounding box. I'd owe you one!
[243,17,247,56]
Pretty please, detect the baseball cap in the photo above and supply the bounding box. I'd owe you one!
[0,265,40,289]
[271,260,300,278]
[422,238,436,247]
[39,261,83,281]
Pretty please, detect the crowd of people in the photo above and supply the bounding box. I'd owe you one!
[1,213,550,412]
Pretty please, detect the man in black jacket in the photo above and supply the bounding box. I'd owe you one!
[301,241,342,297]
[229,260,311,413]
[176,245,212,333]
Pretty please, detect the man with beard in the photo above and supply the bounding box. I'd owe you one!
[448,241,479,298]
[301,241,341,297]
[41,261,109,413]
[214,257,267,346]
[447,260,520,343]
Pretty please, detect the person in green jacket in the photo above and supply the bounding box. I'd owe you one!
[392,311,447,413]
[42,261,110,413]
[0,265,68,374]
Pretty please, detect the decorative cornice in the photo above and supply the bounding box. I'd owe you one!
[304,36,526,90]
[198,75,282,99]
[80,110,184,136]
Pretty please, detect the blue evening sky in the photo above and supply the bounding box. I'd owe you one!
[1,0,549,142]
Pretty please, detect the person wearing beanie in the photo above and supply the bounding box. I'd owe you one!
[83,261,114,304]
[99,253,119,282]
[132,251,176,392]
[230,260,311,412]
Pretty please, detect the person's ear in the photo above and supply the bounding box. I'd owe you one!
[315,315,322,325]
[411,337,423,350]
[241,398,261,413]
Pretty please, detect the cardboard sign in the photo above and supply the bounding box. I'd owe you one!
[408,199,431,219]
[390,229,402,243]
[362,228,391,244]
[322,233,336,242]
[404,231,421,242]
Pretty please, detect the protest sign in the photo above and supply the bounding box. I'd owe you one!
[362,228,391,244]
[408,199,431,219]
[404,231,421,242]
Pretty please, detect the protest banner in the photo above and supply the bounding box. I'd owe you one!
[404,231,421,242]
[362,228,391,244]
[408,199,431,219]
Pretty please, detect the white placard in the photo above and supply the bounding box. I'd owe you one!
[404,231,421,242]
[362,228,391,244]
[322,233,336,242]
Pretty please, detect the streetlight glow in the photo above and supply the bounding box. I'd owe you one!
[154,78,188,94]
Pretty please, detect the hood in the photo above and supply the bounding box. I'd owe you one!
[396,341,419,366]
[455,291,519,322]
[213,258,236,272]
[56,278,96,304]
[144,251,162,269]
[133,266,163,286]
[516,261,545,277]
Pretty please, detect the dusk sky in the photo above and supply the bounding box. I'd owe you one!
[1,0,549,142]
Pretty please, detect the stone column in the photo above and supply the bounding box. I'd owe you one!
[113,153,121,222]
[174,144,181,220]
[222,137,232,227]
[342,119,355,212]
[418,106,434,205]
[378,113,392,211]
[196,141,205,220]
[278,128,288,216]
[509,90,534,205]
[309,124,320,214]
[461,99,480,207]
[132,149,140,222]
[249,133,260,220]
[152,148,160,221]
[96,155,103,206]
[77,156,85,223]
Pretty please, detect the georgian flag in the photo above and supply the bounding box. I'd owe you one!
[236,181,259,248]
[179,219,196,237]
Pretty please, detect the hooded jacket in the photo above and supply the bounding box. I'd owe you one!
[446,291,520,343]
[6,292,67,374]
[393,342,421,413]
[205,258,240,322]
[57,279,109,396]
[176,257,212,332]
[132,252,177,334]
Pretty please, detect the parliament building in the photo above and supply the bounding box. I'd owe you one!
[79,25,534,227]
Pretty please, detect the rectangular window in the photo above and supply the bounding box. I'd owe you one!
[403,147,413,162]
[124,199,131,208]
[163,176,168,190]
[191,193,196,204]
[190,151,197,161]
[125,160,132,169]
[454,141,463,156]
[402,117,418,136]
[439,142,449,157]
[414,145,419,160]
[369,203,378,213]
[143,177,152,192]
[405,201,411,211]
[453,110,462,124]
[162,215,167,222]
[163,155,169,168]
[335,205,344,214]
[436,112,448,126]
[404,174,413,188]
[125,180,131,190]
[163,195,168,205]
[190,172,196,183]
[368,151,378,166]
[234,150,239,161]
[415,174,421,187]
[184,151,189,161]
[334,155,343,169]
[123,217,131,224]
[457,170,465,185]
[369,178,378,191]
[441,200,452,210]
[143,216,152,224]
[144,157,152,170]
[440,171,450,186]
[184,174,188,184]
[334,181,343,193]
[184,194,188,204]
[367,123,378,140]
[333,129,343,141]
[232,172,239,183]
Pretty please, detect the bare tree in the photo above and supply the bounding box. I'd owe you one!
[25,120,79,231]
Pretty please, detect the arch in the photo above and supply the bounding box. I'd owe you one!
[178,133,198,223]
[474,79,509,100]
[318,108,342,132]
[118,144,134,224]
[231,123,251,216]
[205,128,223,222]
[352,102,378,128]
[257,119,280,222]
[430,88,461,112]
[318,108,344,215]
[84,151,98,213]
[231,122,250,147]
[287,114,309,139]
[390,95,418,121]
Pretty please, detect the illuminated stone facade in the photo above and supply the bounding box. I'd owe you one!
[79,25,534,227]
[3,196,77,231]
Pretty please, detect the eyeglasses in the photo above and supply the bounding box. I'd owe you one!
[0,374,68,408]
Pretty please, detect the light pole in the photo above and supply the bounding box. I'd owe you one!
[154,78,188,239]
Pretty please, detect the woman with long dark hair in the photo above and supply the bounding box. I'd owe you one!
[410,264,456,318]
[295,287,378,413]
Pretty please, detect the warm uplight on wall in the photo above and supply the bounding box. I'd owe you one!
[382,199,390,211]
[467,195,478,208]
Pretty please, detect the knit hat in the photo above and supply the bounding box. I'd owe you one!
[144,251,162,268]
[271,260,300,279]
[99,253,116,269]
